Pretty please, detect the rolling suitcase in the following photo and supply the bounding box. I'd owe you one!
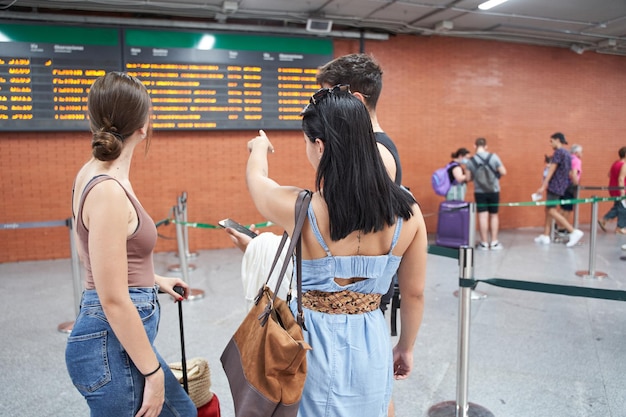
[172,286,221,417]
[435,200,470,248]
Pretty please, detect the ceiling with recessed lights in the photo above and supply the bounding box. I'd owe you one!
[2,0,626,56]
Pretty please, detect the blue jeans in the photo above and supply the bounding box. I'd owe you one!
[603,200,626,229]
[65,287,196,417]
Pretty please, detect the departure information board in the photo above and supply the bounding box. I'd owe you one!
[124,29,333,130]
[0,23,122,131]
[0,22,333,131]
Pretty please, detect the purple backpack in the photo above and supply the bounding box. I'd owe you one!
[432,162,457,196]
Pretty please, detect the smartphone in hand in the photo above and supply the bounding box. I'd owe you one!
[218,218,258,239]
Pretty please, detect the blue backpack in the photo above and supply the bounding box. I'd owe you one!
[432,162,457,196]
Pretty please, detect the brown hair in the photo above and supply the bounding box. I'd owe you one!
[451,148,470,158]
[88,72,152,161]
[316,53,383,109]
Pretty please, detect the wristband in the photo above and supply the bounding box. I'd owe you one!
[142,363,161,378]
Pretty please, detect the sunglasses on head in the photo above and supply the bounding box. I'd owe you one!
[309,84,351,105]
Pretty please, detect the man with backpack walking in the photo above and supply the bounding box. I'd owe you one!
[467,137,507,250]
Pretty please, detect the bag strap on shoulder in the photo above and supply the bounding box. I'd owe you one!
[474,153,499,177]
[256,189,312,329]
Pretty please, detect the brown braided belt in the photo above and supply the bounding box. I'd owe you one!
[301,289,382,314]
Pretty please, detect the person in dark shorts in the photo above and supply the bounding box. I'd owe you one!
[534,132,584,247]
[466,137,507,250]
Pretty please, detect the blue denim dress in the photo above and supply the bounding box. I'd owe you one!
[291,205,403,417]
[65,287,196,417]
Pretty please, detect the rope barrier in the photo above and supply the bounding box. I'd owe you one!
[1,219,69,229]
[578,185,626,191]
[151,192,625,232]
[478,194,625,208]
[427,244,460,259]
[155,219,274,231]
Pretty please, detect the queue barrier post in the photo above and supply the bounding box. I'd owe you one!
[454,203,487,300]
[1,218,83,333]
[179,192,198,259]
[168,193,197,272]
[468,202,476,248]
[573,185,580,229]
[173,204,204,301]
[428,246,494,417]
[57,217,84,333]
[576,196,608,279]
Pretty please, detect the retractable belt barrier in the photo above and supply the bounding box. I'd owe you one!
[460,277,626,302]
[427,244,460,259]
[474,193,626,278]
[1,219,69,229]
[476,194,625,208]
[426,244,626,417]
[156,219,274,230]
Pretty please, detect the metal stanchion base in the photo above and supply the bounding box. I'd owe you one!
[428,401,495,417]
[453,290,488,300]
[575,270,608,280]
[188,288,205,301]
[57,321,74,334]
[167,263,197,272]
[175,252,199,259]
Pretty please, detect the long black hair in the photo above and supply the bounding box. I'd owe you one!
[301,90,415,241]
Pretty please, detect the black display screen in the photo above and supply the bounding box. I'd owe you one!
[0,23,121,131]
[0,22,333,131]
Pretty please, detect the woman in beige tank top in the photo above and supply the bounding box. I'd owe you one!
[65,72,196,417]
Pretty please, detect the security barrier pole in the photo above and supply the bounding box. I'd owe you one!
[456,246,472,417]
[455,203,486,300]
[576,196,607,279]
[168,193,197,272]
[179,192,198,259]
[57,217,84,333]
[173,204,204,301]
[1,218,82,334]
[573,186,580,229]
[428,246,494,417]
[469,202,486,299]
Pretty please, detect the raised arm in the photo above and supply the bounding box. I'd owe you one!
[246,130,302,233]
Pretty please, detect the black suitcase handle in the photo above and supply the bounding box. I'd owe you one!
[173,286,188,393]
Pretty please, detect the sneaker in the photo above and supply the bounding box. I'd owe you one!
[566,229,584,247]
[534,234,551,244]
[476,242,490,250]
[490,241,503,251]
[597,219,607,232]
[616,228,626,235]
[622,244,626,251]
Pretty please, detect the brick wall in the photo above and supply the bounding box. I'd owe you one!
[2,35,625,262]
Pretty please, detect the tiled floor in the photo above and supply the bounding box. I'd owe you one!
[1,225,625,417]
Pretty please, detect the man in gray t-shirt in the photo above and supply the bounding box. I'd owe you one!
[466,137,507,250]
